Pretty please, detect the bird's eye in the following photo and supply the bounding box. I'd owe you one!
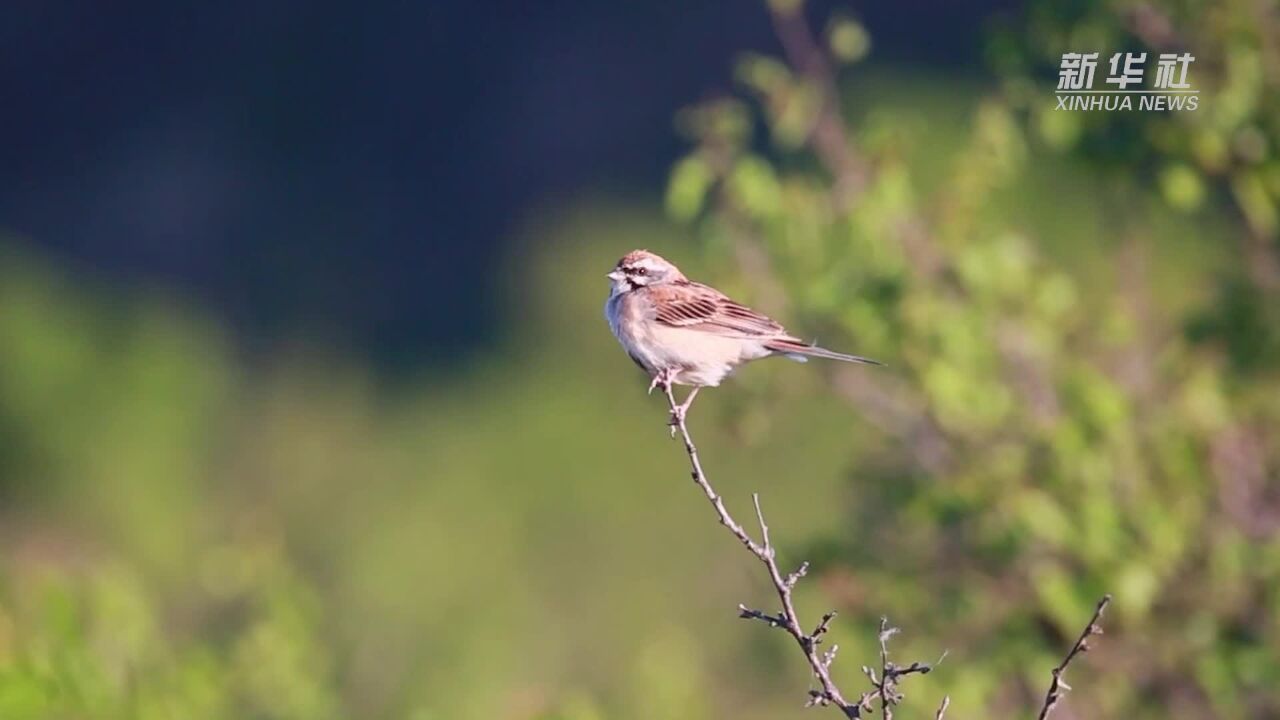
[634,267,648,276]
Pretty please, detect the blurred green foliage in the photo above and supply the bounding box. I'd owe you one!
[666,1,1280,716]
[2,1,1279,718]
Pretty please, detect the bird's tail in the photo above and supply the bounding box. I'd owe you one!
[765,339,883,366]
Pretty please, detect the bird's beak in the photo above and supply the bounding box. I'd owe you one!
[607,270,625,281]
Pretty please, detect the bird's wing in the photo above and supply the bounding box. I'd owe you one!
[649,282,788,338]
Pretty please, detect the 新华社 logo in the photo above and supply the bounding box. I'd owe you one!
[1056,52,1198,111]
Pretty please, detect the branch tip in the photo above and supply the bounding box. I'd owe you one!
[1036,594,1112,720]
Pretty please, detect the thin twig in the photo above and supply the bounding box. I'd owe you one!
[934,695,951,720]
[878,619,896,719]
[662,385,767,559]
[1037,594,1112,720]
[865,618,933,720]
[662,382,863,717]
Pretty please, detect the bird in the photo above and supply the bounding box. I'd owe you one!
[604,249,880,425]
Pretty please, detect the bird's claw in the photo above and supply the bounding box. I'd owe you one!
[647,369,686,437]
[648,369,674,395]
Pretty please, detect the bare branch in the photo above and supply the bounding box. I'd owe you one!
[661,383,937,717]
[869,617,934,720]
[663,382,862,716]
[661,384,769,561]
[787,561,811,589]
[1037,594,1113,720]
[813,610,837,643]
[739,604,789,628]
[878,618,898,719]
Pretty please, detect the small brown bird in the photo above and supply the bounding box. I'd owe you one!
[604,249,880,423]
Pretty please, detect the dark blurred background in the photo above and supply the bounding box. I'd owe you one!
[2,0,1008,361]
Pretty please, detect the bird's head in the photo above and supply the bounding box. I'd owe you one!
[607,250,686,295]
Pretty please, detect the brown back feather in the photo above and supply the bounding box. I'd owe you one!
[649,282,790,338]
